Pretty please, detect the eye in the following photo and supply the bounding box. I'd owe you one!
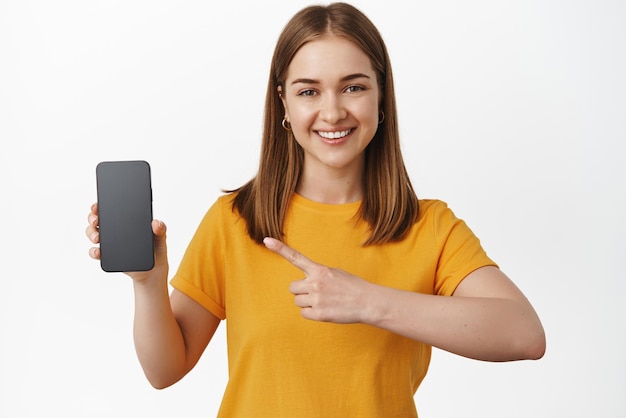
[344,85,366,93]
[297,89,317,97]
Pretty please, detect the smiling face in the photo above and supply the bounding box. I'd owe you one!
[279,35,380,180]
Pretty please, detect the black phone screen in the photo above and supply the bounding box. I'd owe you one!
[96,160,154,272]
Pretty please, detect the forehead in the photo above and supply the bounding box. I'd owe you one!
[285,35,376,82]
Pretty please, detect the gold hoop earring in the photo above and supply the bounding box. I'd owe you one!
[378,111,385,125]
[282,118,292,131]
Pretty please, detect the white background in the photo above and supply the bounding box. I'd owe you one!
[1,0,624,416]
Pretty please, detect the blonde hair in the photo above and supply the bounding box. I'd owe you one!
[231,2,419,245]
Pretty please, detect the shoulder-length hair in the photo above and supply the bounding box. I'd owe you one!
[231,2,419,246]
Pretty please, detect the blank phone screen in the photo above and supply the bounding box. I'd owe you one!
[96,160,154,272]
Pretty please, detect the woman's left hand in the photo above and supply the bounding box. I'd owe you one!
[263,237,372,324]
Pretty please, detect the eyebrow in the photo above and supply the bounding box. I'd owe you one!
[290,73,371,85]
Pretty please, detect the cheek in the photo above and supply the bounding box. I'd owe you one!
[288,107,316,130]
[355,96,380,118]
[357,104,380,128]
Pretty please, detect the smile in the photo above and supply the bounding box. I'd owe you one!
[317,129,352,139]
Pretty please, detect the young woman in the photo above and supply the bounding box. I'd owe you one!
[86,3,545,417]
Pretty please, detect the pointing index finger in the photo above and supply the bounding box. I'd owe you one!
[263,237,317,274]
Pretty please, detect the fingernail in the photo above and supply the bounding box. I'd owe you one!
[263,237,276,248]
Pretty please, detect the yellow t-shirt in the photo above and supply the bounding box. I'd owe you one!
[171,193,496,417]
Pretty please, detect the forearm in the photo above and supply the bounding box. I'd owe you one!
[364,284,545,362]
[132,277,188,388]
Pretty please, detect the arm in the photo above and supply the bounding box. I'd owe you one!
[364,266,546,362]
[87,204,220,388]
[132,283,221,389]
[263,237,545,363]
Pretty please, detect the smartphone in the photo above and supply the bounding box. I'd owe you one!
[96,160,154,272]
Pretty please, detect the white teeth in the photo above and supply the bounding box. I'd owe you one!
[318,129,351,139]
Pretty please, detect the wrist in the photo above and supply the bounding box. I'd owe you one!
[360,282,390,327]
[132,269,169,293]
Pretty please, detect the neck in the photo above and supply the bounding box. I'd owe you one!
[296,161,364,204]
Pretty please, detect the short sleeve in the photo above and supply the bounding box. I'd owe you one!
[169,197,228,319]
[431,202,498,296]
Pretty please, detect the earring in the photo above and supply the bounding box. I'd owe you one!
[378,111,385,125]
[281,118,292,131]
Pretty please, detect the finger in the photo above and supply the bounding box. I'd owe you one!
[152,220,167,246]
[152,219,166,235]
[289,279,309,295]
[151,220,169,265]
[263,237,318,273]
[86,204,99,242]
[293,294,311,308]
[89,247,101,260]
[85,223,99,243]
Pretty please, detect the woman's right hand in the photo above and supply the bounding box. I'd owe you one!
[86,202,169,282]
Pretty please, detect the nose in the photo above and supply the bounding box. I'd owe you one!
[319,94,347,124]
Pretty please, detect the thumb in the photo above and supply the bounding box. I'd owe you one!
[152,219,168,259]
[152,219,167,240]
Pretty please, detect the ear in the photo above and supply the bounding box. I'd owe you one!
[277,85,289,121]
[277,85,287,107]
